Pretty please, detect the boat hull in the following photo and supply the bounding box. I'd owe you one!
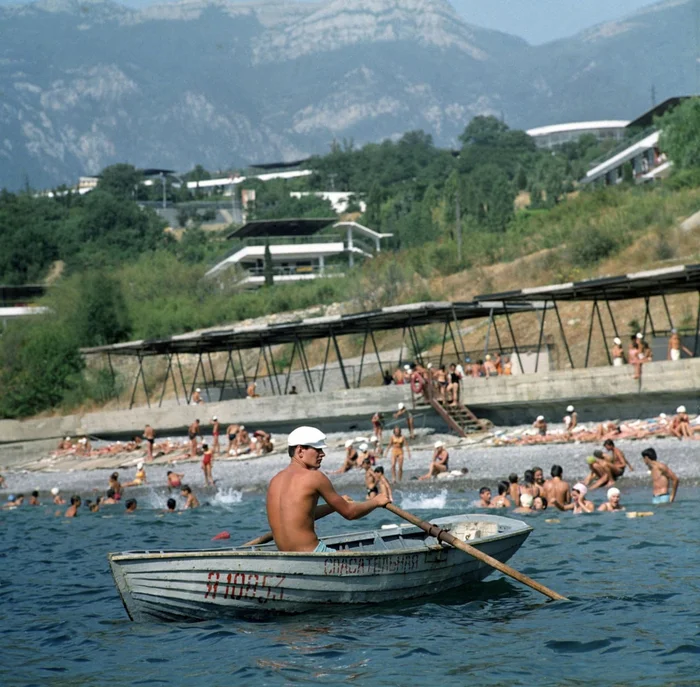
[109,515,531,621]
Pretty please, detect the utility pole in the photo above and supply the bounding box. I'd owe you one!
[161,172,167,209]
[455,185,462,265]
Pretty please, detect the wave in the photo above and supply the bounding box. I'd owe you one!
[400,489,448,510]
[210,488,244,508]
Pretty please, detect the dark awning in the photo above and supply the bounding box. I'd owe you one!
[226,218,337,240]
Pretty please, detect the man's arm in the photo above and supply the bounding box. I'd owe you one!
[552,500,573,511]
[315,472,390,519]
[662,465,680,503]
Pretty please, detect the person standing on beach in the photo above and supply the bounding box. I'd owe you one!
[394,403,415,439]
[371,412,384,448]
[143,425,156,461]
[385,426,410,482]
[667,329,691,361]
[225,424,239,455]
[266,426,390,553]
[641,448,679,504]
[201,443,214,486]
[211,416,220,455]
[188,419,201,457]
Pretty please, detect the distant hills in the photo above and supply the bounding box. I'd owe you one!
[0,0,696,189]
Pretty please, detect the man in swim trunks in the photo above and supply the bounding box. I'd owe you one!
[143,424,156,461]
[583,452,616,489]
[373,466,393,502]
[225,424,239,455]
[667,329,691,361]
[188,419,201,457]
[266,426,390,553]
[603,439,633,478]
[642,447,679,504]
[65,495,81,518]
[362,458,379,499]
[598,487,625,512]
[507,472,521,506]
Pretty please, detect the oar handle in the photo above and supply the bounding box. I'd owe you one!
[385,503,568,602]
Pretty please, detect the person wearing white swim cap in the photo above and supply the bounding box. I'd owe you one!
[670,406,692,439]
[334,439,360,474]
[598,487,624,512]
[266,427,391,552]
[552,482,595,513]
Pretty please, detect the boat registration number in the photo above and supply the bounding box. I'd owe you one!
[204,571,285,603]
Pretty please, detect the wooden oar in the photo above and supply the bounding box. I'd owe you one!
[385,503,568,602]
[241,504,338,547]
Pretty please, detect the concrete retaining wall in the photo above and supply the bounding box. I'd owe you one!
[1,360,698,463]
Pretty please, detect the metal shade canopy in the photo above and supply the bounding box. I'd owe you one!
[226,218,338,239]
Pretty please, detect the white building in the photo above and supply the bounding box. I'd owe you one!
[527,121,629,149]
[206,219,392,288]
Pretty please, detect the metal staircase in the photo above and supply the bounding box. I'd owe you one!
[414,382,490,437]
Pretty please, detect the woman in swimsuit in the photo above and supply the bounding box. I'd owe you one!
[385,426,411,482]
[123,463,147,487]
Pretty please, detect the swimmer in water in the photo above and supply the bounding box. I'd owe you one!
[553,483,594,513]
[641,447,679,505]
[167,470,184,489]
[476,487,493,508]
[598,487,625,512]
[65,495,81,518]
[181,485,200,509]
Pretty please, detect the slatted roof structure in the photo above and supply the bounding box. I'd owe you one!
[0,284,48,307]
[226,218,337,240]
[83,300,542,408]
[475,264,700,369]
[248,159,312,170]
[475,265,700,303]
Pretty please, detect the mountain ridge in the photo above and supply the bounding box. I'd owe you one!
[0,0,694,189]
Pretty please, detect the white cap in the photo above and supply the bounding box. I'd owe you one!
[370,435,378,443]
[239,425,245,430]
[196,388,201,392]
[520,493,534,507]
[607,487,621,498]
[537,415,545,422]
[614,337,622,345]
[677,406,687,413]
[659,413,667,418]
[212,416,217,421]
[359,443,368,451]
[288,426,328,450]
[434,441,444,448]
[65,437,71,441]
[51,487,60,496]
[79,437,87,444]
[398,403,405,410]
[251,437,258,443]
[345,439,354,448]
[403,364,411,371]
[566,405,574,413]
[671,328,677,334]
[636,332,643,339]
[485,354,491,360]
[427,363,433,369]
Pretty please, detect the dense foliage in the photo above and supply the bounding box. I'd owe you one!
[1,109,699,418]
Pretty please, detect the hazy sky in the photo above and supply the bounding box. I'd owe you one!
[0,0,661,45]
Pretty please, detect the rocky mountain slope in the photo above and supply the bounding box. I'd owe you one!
[0,0,694,189]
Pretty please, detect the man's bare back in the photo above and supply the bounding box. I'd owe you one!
[543,476,570,505]
[267,427,390,552]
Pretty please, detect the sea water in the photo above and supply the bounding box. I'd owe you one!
[1,485,699,686]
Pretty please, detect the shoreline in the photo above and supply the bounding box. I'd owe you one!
[3,431,700,499]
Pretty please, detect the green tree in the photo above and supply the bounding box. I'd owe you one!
[97,163,143,201]
[263,241,274,287]
[659,98,700,170]
[462,164,515,232]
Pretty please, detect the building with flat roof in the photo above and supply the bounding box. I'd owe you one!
[205,218,392,287]
[527,121,629,149]
[581,97,689,187]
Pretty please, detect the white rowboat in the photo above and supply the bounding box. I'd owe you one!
[108,514,532,621]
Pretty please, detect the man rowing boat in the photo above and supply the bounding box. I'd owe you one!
[267,426,391,553]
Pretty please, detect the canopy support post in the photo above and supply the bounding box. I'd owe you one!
[552,300,575,368]
[356,329,369,388]
[503,303,523,374]
[595,301,612,366]
[284,340,298,395]
[332,333,350,390]
[535,305,548,373]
